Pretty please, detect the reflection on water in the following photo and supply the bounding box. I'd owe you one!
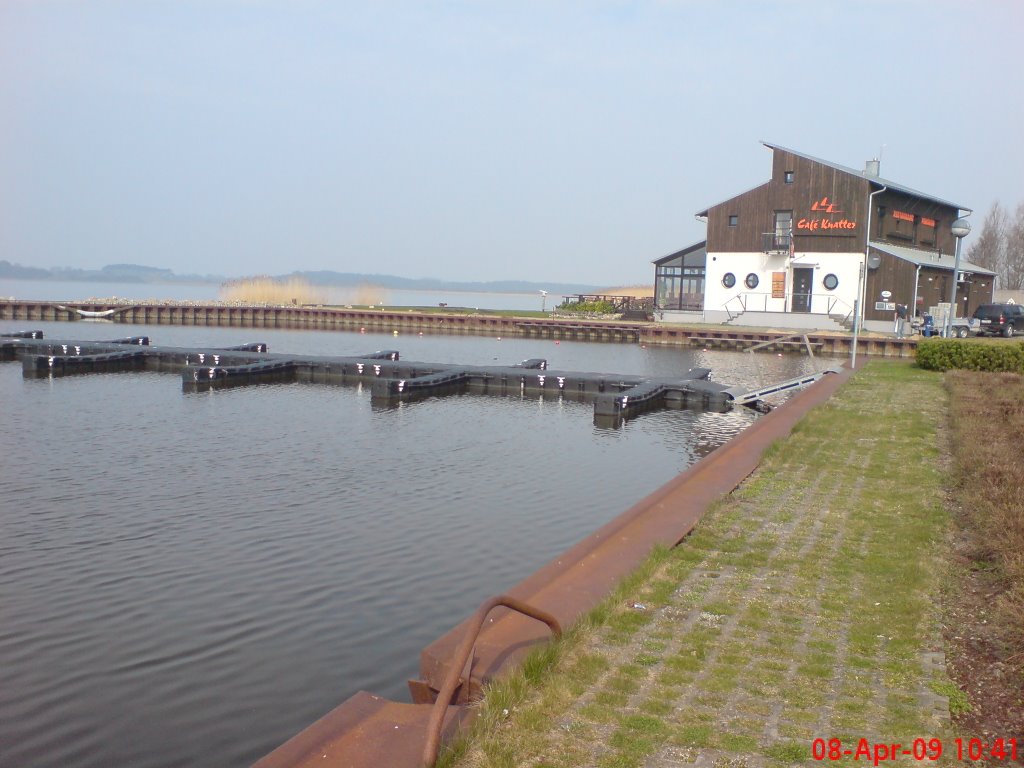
[0,320,823,768]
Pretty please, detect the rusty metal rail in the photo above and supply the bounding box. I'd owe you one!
[421,595,561,767]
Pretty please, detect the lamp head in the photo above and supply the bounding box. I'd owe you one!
[951,218,971,239]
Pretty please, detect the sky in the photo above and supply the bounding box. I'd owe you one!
[1,1,1022,287]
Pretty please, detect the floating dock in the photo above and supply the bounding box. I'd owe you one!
[1,333,839,424]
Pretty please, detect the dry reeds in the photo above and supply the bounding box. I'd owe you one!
[218,276,326,306]
[948,370,1024,655]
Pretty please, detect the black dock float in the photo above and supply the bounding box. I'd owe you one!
[370,370,472,403]
[182,360,300,392]
[23,350,150,378]
[3,336,837,425]
[105,336,151,346]
[1,329,44,339]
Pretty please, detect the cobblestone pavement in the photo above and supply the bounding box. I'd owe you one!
[455,364,961,768]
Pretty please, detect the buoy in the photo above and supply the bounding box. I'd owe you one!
[393,330,399,336]
[555,340,560,345]
[418,332,423,336]
[496,336,501,341]
[360,327,365,333]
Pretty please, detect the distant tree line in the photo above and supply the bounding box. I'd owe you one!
[967,201,1024,290]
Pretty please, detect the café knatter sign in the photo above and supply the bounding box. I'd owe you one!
[796,196,857,233]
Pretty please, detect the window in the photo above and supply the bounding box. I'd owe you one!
[784,170,794,184]
[728,214,738,227]
[823,273,839,291]
[773,211,793,248]
[744,273,759,289]
[655,255,705,310]
[722,272,736,288]
[919,215,937,246]
[887,209,918,244]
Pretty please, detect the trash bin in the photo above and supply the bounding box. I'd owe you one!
[922,315,935,337]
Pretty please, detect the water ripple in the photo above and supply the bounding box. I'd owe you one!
[0,320,822,768]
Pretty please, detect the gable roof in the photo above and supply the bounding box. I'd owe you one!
[762,141,971,213]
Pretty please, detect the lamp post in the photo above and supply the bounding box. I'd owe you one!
[943,218,972,337]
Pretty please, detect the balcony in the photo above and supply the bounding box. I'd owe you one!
[762,232,792,254]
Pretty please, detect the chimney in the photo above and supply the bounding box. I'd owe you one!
[864,159,881,177]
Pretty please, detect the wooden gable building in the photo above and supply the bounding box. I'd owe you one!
[654,142,994,332]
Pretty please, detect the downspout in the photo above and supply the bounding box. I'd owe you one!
[696,213,708,322]
[853,183,887,368]
[911,264,921,327]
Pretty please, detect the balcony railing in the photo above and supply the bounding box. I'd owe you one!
[761,232,792,253]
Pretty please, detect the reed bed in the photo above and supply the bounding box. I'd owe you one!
[218,277,326,306]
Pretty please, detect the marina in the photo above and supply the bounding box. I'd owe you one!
[0,319,827,768]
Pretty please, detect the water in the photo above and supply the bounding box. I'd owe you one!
[0,278,568,312]
[0,319,820,768]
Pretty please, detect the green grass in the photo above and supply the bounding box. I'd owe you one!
[442,362,967,768]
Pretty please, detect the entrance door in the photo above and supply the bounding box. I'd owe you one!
[792,268,813,313]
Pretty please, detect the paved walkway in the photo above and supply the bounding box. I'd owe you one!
[452,363,957,767]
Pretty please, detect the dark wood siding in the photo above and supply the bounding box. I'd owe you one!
[706,183,770,252]
[870,191,961,252]
[863,251,917,322]
[863,255,996,322]
[707,151,871,254]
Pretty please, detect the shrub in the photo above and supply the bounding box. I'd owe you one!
[915,339,1024,373]
[557,299,617,314]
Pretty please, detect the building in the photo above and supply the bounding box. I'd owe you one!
[654,142,995,332]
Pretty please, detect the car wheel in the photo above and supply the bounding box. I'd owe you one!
[1004,325,1014,338]
[958,326,969,338]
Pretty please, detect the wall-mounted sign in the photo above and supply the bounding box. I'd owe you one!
[796,195,857,233]
[920,217,936,228]
[772,271,786,299]
[875,301,896,311]
[892,210,915,222]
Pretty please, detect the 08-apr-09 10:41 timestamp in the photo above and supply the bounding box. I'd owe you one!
[811,737,1020,764]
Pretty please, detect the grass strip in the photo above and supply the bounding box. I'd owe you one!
[440,361,964,768]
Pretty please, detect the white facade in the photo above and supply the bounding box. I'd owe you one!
[703,250,863,325]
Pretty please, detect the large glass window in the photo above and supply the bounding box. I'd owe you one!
[655,258,705,310]
[773,211,793,248]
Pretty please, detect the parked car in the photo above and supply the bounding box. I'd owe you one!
[972,303,1024,337]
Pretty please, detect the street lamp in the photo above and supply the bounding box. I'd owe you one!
[943,217,972,337]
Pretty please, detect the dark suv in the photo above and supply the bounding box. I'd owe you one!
[972,303,1024,337]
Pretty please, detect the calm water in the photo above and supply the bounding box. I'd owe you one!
[0,320,821,768]
[0,278,567,312]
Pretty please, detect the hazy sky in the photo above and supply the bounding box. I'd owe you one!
[2,1,1022,286]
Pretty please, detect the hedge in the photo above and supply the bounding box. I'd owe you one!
[915,338,1024,373]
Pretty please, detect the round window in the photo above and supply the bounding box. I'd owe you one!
[823,273,839,291]
[744,273,759,289]
[722,272,736,288]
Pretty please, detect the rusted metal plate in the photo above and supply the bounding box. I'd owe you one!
[252,691,462,768]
